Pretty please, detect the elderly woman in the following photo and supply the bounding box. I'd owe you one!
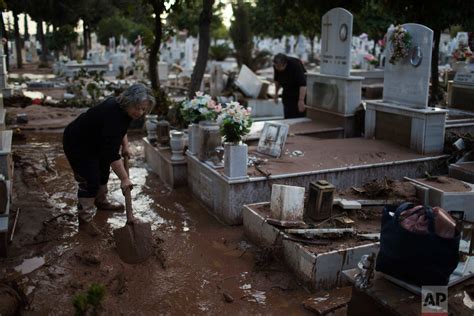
[63,83,155,236]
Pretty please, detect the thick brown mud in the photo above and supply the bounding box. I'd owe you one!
[1,132,313,315]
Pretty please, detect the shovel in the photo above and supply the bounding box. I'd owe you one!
[113,156,153,264]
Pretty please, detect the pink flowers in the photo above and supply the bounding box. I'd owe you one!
[452,43,473,62]
[389,25,412,65]
[364,54,375,62]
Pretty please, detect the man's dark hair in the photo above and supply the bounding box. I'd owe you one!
[273,53,288,65]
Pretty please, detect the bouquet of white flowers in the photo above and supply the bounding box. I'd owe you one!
[217,101,252,143]
[180,92,222,124]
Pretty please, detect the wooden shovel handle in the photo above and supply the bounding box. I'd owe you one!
[123,156,134,223]
[124,187,134,224]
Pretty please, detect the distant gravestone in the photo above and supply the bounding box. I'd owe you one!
[454,73,474,85]
[456,32,469,46]
[235,65,264,98]
[210,63,224,97]
[320,8,353,77]
[257,122,289,158]
[383,23,433,108]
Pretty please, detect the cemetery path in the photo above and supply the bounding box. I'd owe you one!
[2,132,313,315]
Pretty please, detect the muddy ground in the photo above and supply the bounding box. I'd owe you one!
[1,131,314,315]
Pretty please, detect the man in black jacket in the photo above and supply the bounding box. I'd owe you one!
[63,83,155,236]
[273,53,307,119]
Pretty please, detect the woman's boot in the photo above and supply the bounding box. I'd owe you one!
[78,198,101,236]
[94,185,124,212]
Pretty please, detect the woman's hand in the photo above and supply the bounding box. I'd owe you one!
[120,178,134,195]
[121,146,130,159]
[298,99,306,113]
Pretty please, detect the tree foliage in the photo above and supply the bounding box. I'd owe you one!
[229,0,253,68]
[166,0,225,38]
[96,14,153,47]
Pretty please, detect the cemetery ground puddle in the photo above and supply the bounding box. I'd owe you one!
[1,132,314,315]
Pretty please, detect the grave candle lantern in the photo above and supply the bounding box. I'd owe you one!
[306,180,335,221]
[198,121,221,162]
[156,120,170,147]
[145,114,158,144]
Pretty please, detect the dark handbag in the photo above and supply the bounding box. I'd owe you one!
[375,202,460,286]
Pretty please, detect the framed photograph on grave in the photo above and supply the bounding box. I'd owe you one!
[257,122,289,158]
[410,46,423,67]
[339,24,348,41]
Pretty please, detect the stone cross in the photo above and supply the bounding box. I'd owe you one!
[322,15,332,53]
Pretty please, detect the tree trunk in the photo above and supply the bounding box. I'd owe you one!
[309,34,315,63]
[188,0,214,98]
[67,43,73,60]
[149,1,165,91]
[82,24,89,60]
[13,12,22,68]
[37,20,48,65]
[429,28,441,106]
[24,14,29,41]
[0,12,9,72]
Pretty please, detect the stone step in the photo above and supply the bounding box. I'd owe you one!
[0,130,13,180]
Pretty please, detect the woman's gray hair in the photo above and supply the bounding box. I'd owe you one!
[117,83,156,110]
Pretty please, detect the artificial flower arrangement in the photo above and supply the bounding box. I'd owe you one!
[180,92,222,124]
[452,43,473,62]
[389,25,412,65]
[217,101,253,144]
[364,53,379,66]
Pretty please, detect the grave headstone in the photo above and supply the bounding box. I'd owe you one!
[0,43,13,97]
[235,65,264,98]
[184,36,195,71]
[449,72,474,111]
[257,122,289,158]
[210,63,224,97]
[365,23,447,154]
[320,8,353,77]
[456,32,469,46]
[454,72,474,85]
[383,23,433,108]
[270,184,305,222]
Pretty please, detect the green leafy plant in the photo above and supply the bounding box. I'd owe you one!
[209,44,232,61]
[72,283,106,316]
[72,293,89,316]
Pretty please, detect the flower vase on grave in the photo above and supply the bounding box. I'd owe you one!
[224,142,248,179]
[145,114,158,145]
[156,120,170,148]
[170,131,185,161]
[198,121,221,162]
[187,123,201,155]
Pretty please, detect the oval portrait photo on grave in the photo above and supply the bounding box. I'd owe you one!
[410,46,423,67]
[339,23,348,41]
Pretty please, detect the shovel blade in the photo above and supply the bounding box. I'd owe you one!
[113,222,153,264]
